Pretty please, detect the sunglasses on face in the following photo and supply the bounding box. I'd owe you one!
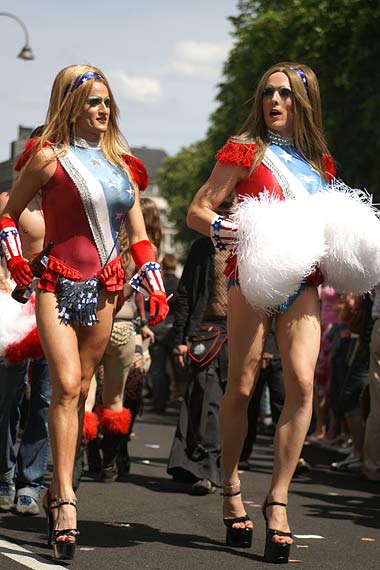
[263,86,293,99]
[86,96,111,108]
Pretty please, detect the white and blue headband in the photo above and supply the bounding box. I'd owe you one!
[287,66,309,94]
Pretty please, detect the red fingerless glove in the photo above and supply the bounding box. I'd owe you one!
[0,216,33,286]
[129,240,168,325]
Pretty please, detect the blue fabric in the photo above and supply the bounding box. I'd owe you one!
[0,359,51,499]
[269,143,327,195]
[228,279,308,314]
[71,146,135,240]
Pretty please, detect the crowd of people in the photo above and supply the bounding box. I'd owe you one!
[0,59,379,566]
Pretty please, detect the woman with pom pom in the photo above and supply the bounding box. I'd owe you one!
[187,62,336,564]
[0,64,169,560]
[0,191,51,517]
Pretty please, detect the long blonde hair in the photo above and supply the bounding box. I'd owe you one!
[239,62,331,180]
[26,64,133,171]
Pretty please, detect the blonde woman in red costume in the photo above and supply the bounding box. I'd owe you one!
[0,64,168,560]
[187,62,336,564]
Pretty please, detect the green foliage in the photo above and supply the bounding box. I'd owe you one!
[159,0,380,249]
[156,139,215,250]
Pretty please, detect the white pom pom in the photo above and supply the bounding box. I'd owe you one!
[312,182,380,294]
[0,291,36,360]
[234,192,326,313]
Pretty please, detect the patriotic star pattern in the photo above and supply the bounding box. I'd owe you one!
[70,145,135,244]
[270,143,327,195]
[129,261,165,299]
[0,222,23,261]
[210,215,238,252]
[280,150,293,163]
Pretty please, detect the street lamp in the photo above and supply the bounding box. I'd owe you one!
[0,12,35,60]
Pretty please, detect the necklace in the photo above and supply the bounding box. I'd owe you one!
[267,130,295,147]
[72,136,101,150]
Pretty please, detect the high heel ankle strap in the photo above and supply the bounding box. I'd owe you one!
[265,501,287,509]
[262,497,288,522]
[55,497,77,509]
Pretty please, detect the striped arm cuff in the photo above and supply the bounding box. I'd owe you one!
[129,261,165,299]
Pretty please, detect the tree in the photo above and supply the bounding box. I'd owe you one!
[157,140,214,254]
[159,0,380,249]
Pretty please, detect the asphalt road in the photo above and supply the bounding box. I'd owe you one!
[0,402,379,570]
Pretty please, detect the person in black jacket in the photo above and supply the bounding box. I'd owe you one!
[167,194,235,495]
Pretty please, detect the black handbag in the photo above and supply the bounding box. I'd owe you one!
[187,325,227,368]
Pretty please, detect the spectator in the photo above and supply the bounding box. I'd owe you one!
[363,285,380,481]
[167,194,235,495]
[0,191,51,516]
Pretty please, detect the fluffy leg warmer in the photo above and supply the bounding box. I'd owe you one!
[83,411,99,443]
[96,406,132,435]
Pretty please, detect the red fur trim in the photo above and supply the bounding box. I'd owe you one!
[4,326,44,365]
[323,154,336,181]
[215,138,256,169]
[14,138,52,172]
[95,405,132,435]
[122,154,148,191]
[83,411,99,442]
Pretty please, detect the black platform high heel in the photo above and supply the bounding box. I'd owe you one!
[42,490,59,546]
[222,482,253,548]
[262,498,292,564]
[52,498,80,561]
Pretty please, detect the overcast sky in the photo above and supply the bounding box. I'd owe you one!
[0,0,238,161]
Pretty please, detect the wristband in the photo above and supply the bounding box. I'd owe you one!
[130,260,165,299]
[0,217,23,261]
[210,215,238,253]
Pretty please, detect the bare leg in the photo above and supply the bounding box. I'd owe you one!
[266,287,321,544]
[310,390,327,439]
[36,288,116,537]
[219,286,271,529]
[85,375,98,413]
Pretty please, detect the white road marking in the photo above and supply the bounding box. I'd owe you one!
[294,534,325,539]
[0,538,67,569]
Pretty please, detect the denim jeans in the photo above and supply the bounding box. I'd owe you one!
[0,358,51,500]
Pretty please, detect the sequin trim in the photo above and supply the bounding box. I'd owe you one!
[262,152,294,200]
[56,148,109,265]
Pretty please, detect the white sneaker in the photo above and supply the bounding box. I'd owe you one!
[331,453,363,472]
[14,495,40,515]
[190,479,216,495]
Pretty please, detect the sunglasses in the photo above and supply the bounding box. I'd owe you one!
[263,86,292,99]
[86,96,111,108]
